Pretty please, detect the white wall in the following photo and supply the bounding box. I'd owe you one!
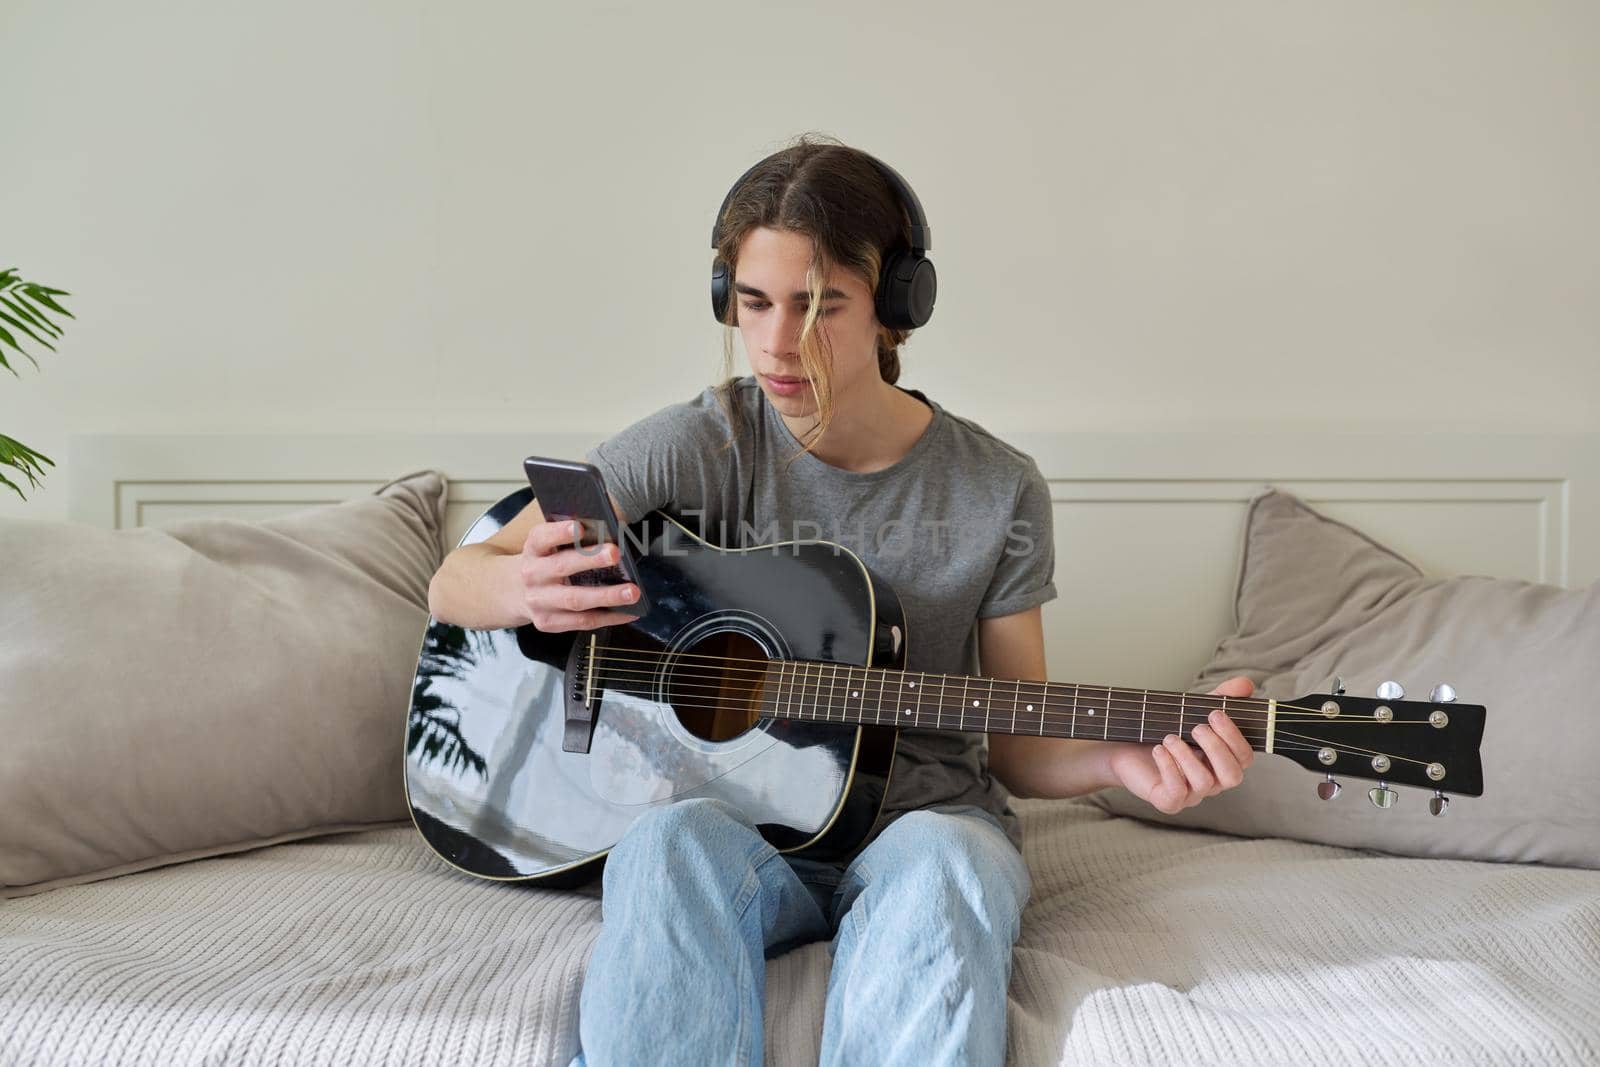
[4,0,1597,522]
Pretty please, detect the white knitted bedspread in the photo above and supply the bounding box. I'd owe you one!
[3,797,1597,1066]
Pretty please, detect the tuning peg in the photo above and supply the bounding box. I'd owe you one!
[1376,680,1405,701]
[1317,774,1342,800]
[1329,675,1347,696]
[1368,781,1398,808]
[1429,683,1457,704]
[1430,790,1450,817]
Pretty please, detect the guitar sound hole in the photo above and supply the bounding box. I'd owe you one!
[668,631,769,742]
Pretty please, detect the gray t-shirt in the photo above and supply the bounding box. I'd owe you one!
[584,374,1058,855]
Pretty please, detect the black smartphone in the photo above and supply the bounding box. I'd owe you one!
[522,456,651,618]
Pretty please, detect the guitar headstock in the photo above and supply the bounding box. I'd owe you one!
[1279,679,1485,814]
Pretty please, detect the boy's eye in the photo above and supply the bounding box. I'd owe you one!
[739,301,836,316]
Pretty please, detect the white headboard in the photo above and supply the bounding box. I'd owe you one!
[68,431,1600,691]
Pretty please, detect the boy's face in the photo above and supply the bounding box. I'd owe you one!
[733,226,882,418]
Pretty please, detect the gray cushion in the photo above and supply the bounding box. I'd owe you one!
[1089,486,1600,870]
[0,470,447,897]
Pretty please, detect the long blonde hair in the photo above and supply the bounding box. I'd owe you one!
[712,132,917,464]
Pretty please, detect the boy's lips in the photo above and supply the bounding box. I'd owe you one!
[762,373,811,396]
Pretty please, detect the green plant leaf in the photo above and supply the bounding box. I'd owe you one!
[10,291,64,336]
[1,295,61,338]
[0,323,40,373]
[0,433,55,500]
[0,306,55,352]
[0,272,71,501]
[19,285,73,319]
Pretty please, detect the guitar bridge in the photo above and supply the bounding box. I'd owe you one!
[562,633,600,754]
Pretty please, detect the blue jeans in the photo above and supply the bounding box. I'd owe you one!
[568,796,1032,1067]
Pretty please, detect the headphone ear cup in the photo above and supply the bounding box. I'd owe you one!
[710,257,732,324]
[875,249,937,330]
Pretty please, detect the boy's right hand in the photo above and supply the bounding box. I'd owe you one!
[518,519,641,632]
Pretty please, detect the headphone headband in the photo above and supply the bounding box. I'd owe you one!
[709,150,932,253]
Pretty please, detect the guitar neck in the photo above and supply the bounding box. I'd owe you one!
[760,660,1277,750]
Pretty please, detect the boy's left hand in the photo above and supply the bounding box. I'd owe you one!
[1104,676,1257,814]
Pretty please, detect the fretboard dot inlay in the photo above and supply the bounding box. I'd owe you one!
[907,682,915,688]
[1088,709,1096,715]
[851,691,859,698]
[903,708,911,715]
[972,700,980,706]
[1026,704,1034,711]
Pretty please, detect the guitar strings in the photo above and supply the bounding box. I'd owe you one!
[567,671,1353,761]
[584,665,1427,768]
[574,652,1440,769]
[571,661,1333,753]
[581,644,1408,721]
[589,654,1332,728]
[584,653,1443,758]
[579,666,1424,769]
[579,646,1438,725]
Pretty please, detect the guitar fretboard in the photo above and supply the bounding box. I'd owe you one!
[759,660,1273,750]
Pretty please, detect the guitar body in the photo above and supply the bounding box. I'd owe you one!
[405,488,905,889]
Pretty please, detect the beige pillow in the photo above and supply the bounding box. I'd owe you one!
[1,470,447,898]
[1089,486,1600,870]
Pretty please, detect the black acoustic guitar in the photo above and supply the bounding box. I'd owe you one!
[404,488,1487,888]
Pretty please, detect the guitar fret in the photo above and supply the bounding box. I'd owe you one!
[826,662,838,723]
[1011,678,1021,735]
[808,662,819,722]
[1070,684,1078,738]
[875,665,887,725]
[1140,688,1148,743]
[914,672,926,726]
[1103,687,1110,740]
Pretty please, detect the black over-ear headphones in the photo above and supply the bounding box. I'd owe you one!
[710,149,937,331]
